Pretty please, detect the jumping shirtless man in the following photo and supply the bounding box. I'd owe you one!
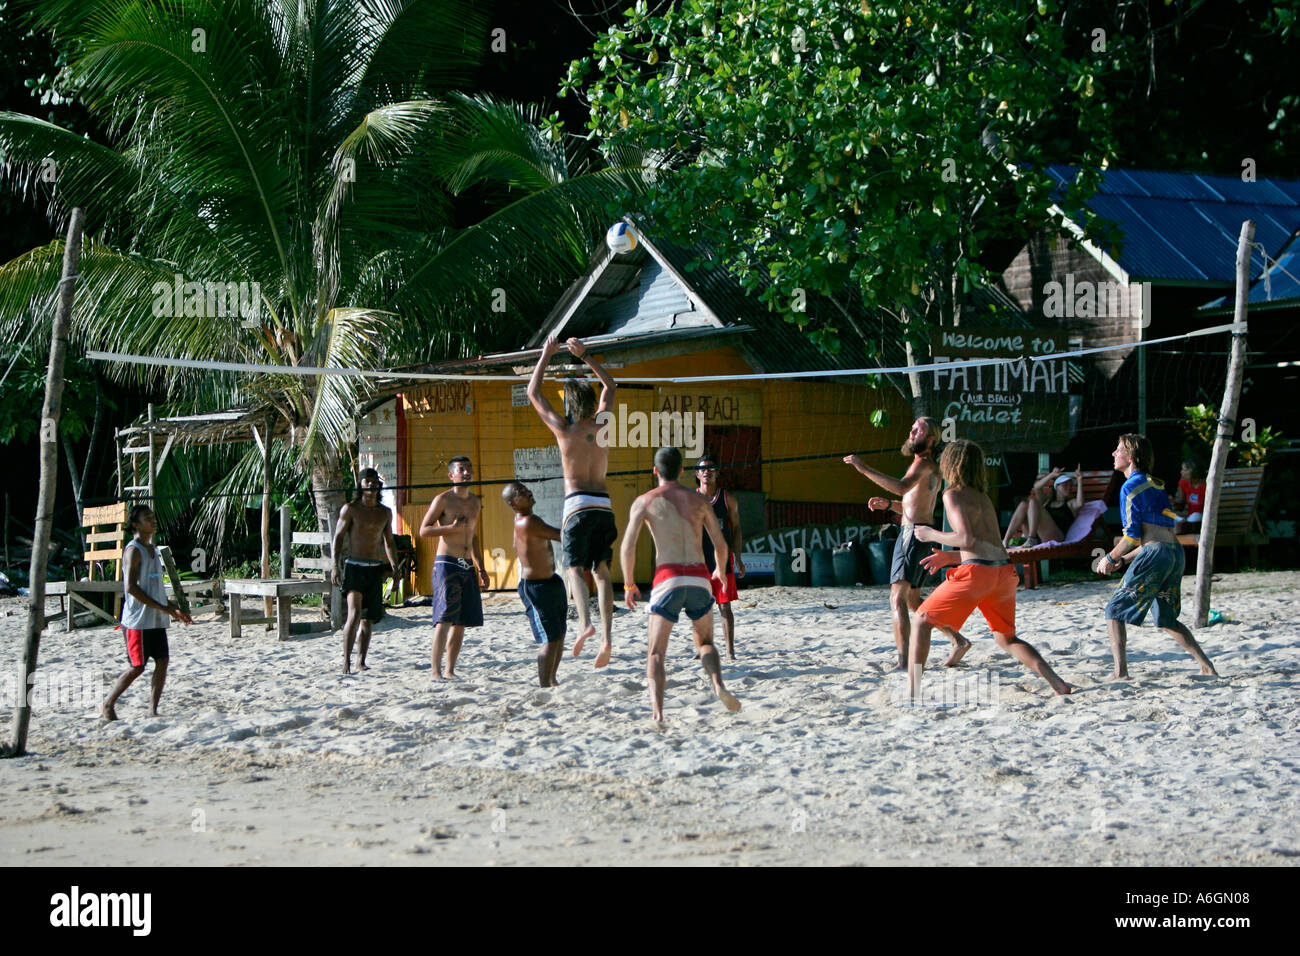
[527,335,618,669]
[419,456,490,680]
[332,468,401,674]
[621,447,741,723]
[914,440,1072,700]
[843,416,969,668]
[503,480,566,687]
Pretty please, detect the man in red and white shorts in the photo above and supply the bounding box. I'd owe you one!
[622,447,742,723]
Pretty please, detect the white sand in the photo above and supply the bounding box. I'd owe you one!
[2,572,1298,866]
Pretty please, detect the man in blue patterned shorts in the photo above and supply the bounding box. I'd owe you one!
[1093,433,1218,680]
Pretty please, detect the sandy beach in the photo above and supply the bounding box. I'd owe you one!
[2,571,1298,866]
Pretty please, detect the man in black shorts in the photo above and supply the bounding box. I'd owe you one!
[504,481,567,686]
[332,468,401,674]
[844,417,969,669]
[527,336,619,669]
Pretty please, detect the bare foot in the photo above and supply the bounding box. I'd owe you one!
[572,625,595,658]
[1201,663,1219,676]
[445,669,457,680]
[342,663,352,675]
[358,662,369,671]
[150,709,161,717]
[432,673,447,682]
[1053,681,1073,696]
[944,634,971,667]
[894,658,907,671]
[1112,670,1129,680]
[593,642,611,669]
[717,688,741,713]
[101,702,117,722]
[650,708,664,724]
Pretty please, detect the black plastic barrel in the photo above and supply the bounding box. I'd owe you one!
[810,548,835,586]
[867,539,894,584]
[774,550,811,586]
[832,547,857,586]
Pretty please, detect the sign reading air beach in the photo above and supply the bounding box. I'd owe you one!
[929,328,1074,453]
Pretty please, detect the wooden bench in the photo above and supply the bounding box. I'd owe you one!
[46,503,220,629]
[1175,466,1268,568]
[1007,470,1121,589]
[224,527,334,640]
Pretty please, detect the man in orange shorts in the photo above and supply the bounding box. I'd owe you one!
[912,440,1072,701]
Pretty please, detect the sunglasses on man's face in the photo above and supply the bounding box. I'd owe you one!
[697,466,717,473]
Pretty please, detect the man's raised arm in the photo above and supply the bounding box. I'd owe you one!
[842,454,919,497]
[527,337,565,431]
[567,338,617,413]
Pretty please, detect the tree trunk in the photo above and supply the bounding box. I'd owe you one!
[311,456,347,628]
[61,431,86,552]
[8,207,85,758]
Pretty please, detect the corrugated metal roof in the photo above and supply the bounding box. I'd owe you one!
[1201,235,1300,312]
[1048,165,1300,284]
[453,224,1030,377]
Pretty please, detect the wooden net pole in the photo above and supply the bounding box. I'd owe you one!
[1193,220,1254,627]
[7,208,86,757]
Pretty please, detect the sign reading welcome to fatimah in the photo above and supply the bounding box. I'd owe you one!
[929,328,1079,453]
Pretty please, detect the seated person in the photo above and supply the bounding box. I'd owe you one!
[1003,464,1086,547]
[1171,457,1207,531]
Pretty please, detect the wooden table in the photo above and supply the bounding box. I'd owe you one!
[46,578,222,630]
[223,578,331,640]
[46,580,121,630]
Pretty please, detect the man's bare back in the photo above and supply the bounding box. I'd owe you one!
[528,337,615,495]
[554,416,609,495]
[514,513,559,579]
[636,483,724,567]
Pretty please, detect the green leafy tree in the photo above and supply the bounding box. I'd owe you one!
[565,0,1123,413]
[0,0,646,533]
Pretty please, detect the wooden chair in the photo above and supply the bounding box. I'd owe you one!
[46,503,128,628]
[1006,470,1121,589]
[224,525,334,641]
[1174,466,1268,569]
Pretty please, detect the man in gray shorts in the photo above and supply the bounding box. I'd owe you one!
[1094,433,1218,680]
[844,417,969,669]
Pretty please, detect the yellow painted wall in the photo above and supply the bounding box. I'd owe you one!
[399,344,910,591]
[763,379,914,502]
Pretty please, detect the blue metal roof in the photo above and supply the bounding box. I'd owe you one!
[1201,240,1300,312]
[1048,165,1300,284]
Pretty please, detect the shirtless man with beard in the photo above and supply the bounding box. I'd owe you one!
[843,417,969,669]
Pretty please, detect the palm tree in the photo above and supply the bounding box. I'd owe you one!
[0,0,645,533]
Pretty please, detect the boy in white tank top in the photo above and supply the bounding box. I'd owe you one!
[102,505,192,721]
